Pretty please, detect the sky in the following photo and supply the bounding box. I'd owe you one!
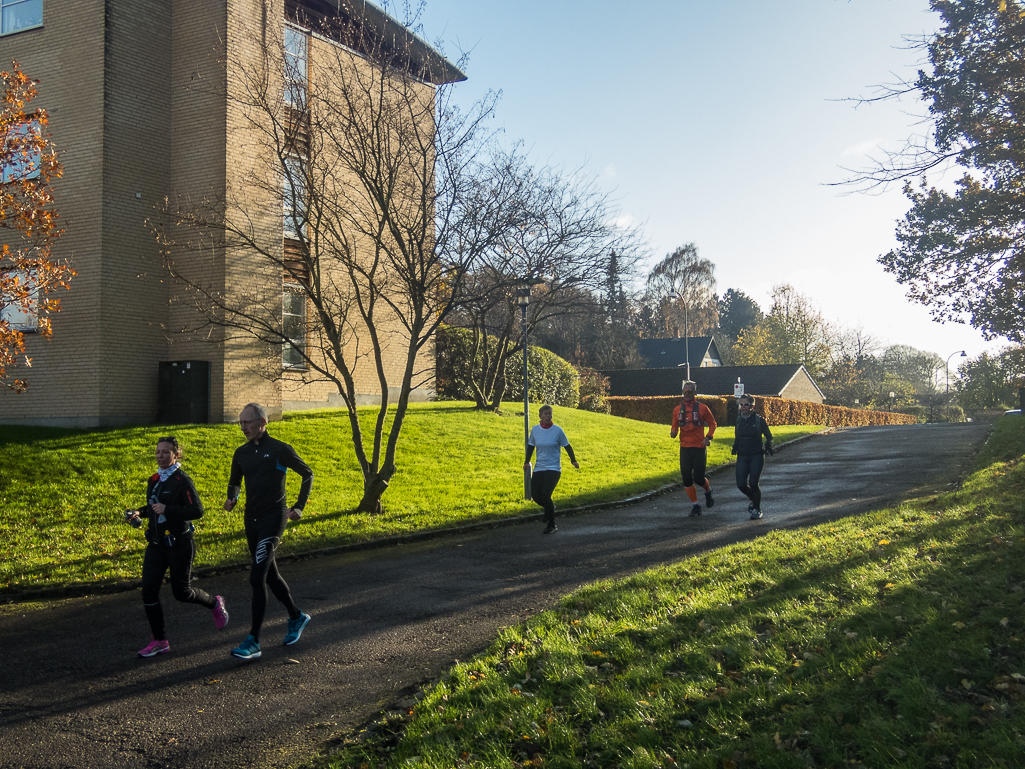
[411,0,1008,367]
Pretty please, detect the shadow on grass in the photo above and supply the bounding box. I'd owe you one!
[543,490,1025,766]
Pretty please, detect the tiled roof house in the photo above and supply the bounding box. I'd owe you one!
[604,364,825,404]
[636,336,722,370]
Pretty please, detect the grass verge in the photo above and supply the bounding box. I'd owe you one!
[321,417,1025,769]
[0,402,821,593]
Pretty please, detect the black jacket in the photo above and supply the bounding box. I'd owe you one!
[732,413,773,456]
[138,467,204,546]
[227,432,313,520]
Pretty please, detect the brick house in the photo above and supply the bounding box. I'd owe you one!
[0,0,461,427]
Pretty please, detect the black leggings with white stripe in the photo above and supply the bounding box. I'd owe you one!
[246,516,300,641]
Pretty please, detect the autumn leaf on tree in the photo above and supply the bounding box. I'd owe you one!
[0,60,72,392]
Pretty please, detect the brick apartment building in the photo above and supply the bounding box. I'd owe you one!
[0,0,460,427]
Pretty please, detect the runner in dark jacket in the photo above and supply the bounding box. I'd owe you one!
[224,403,314,660]
[126,436,229,658]
[731,395,773,520]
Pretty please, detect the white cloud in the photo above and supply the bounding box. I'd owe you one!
[841,139,884,157]
[613,213,636,230]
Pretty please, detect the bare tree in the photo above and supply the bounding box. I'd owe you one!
[643,244,718,339]
[153,7,496,512]
[827,324,879,365]
[444,148,644,410]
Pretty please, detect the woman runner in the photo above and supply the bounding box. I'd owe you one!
[125,436,229,657]
[524,405,579,534]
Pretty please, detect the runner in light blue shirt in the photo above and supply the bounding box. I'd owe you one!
[524,405,579,534]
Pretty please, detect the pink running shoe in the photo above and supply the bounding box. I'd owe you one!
[137,637,170,657]
[212,595,229,630]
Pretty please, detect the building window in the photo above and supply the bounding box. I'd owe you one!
[283,156,307,239]
[1,0,42,35]
[284,25,308,108]
[0,269,38,331]
[282,284,307,369]
[1,123,41,181]
[282,25,309,371]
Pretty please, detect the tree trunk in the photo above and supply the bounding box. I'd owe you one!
[357,467,394,514]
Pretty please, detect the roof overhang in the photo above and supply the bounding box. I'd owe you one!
[294,0,467,85]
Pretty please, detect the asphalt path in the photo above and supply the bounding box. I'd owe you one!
[0,422,991,769]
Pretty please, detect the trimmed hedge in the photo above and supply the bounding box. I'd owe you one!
[506,346,579,408]
[608,394,917,427]
[577,368,611,414]
[607,395,727,427]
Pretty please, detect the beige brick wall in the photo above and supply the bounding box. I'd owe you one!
[0,0,108,426]
[164,0,230,420]
[781,369,825,404]
[98,0,174,423]
[0,0,438,426]
[221,0,288,421]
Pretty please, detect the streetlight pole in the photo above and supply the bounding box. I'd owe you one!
[516,277,544,499]
[945,350,967,423]
[516,283,531,499]
[668,291,690,380]
[945,350,967,398]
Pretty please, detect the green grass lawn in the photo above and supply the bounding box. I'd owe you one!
[321,417,1025,769]
[0,402,820,593]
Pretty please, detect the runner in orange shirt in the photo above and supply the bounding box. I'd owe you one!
[670,380,717,516]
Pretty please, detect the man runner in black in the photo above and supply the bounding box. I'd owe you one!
[225,402,314,660]
[731,394,774,520]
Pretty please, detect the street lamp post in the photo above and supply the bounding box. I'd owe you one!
[515,277,544,499]
[945,350,967,423]
[945,350,967,398]
[668,291,690,380]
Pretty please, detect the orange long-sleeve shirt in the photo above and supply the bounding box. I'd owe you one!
[671,401,717,448]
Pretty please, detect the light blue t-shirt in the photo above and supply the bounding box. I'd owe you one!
[528,424,570,472]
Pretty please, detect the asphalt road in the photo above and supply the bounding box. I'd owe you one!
[0,422,992,769]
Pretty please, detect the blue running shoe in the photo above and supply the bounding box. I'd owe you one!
[284,612,311,646]
[231,635,261,660]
